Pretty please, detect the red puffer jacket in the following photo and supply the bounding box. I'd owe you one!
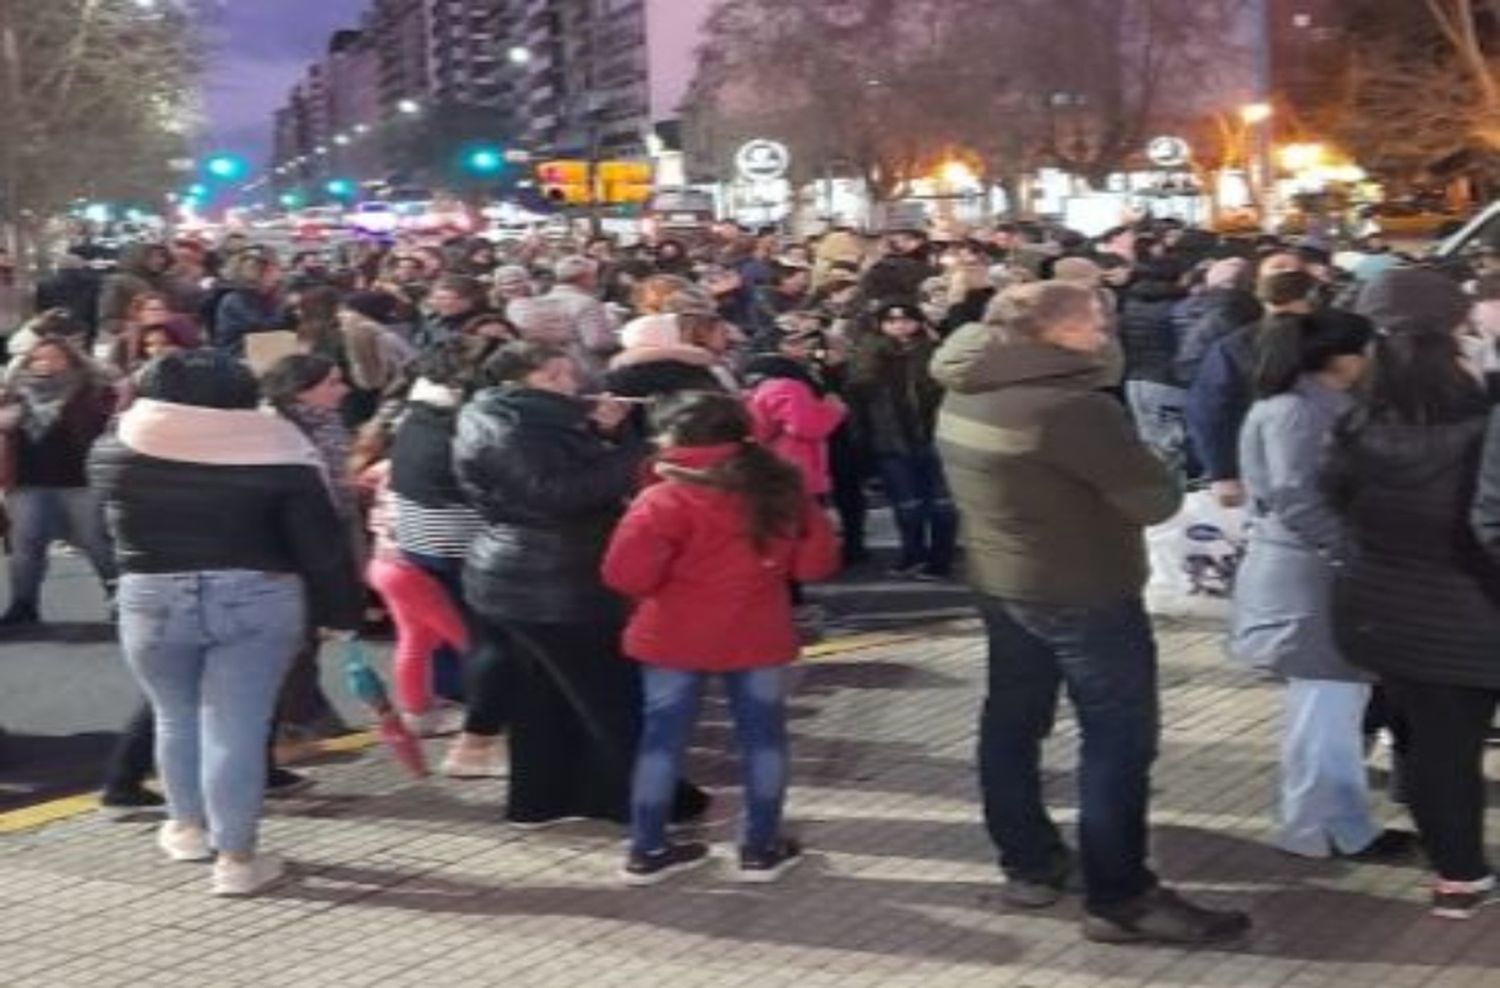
[602,443,839,670]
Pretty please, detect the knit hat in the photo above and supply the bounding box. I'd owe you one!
[343,291,398,325]
[872,301,926,325]
[1052,256,1105,286]
[1204,257,1249,291]
[1355,267,1471,336]
[620,313,683,350]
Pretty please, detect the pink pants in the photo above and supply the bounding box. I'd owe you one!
[366,556,470,714]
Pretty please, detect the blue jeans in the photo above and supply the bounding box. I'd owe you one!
[631,665,789,855]
[6,486,117,607]
[117,570,305,855]
[975,594,1160,908]
[877,446,958,573]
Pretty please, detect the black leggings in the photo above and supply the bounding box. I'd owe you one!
[1381,675,1499,882]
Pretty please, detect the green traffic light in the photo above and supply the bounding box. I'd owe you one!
[205,153,247,181]
[326,179,355,197]
[466,148,503,174]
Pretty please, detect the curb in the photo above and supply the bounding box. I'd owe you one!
[0,628,932,835]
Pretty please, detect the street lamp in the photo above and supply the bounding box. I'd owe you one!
[1240,102,1273,125]
[397,99,421,116]
[508,46,533,66]
[334,133,351,146]
[353,123,370,136]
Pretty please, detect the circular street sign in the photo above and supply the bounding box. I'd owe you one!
[1146,135,1191,168]
[736,139,791,182]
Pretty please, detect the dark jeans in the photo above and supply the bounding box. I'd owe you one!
[975,593,1160,909]
[483,616,641,824]
[829,427,870,560]
[878,446,958,573]
[401,550,470,704]
[1381,675,1499,882]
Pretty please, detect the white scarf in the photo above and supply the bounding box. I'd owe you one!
[117,399,326,473]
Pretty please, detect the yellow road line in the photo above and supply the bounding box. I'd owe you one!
[0,629,941,835]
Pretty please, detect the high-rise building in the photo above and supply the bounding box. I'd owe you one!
[503,0,714,159]
[371,0,429,117]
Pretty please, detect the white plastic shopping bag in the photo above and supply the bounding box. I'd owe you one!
[1144,490,1248,620]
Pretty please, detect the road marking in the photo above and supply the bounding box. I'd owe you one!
[0,629,939,835]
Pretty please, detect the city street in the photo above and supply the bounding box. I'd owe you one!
[3,594,1499,986]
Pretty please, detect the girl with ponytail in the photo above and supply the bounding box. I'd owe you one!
[602,391,839,887]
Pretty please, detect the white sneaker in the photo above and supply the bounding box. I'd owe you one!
[211,854,286,897]
[157,821,212,863]
[440,738,508,779]
[402,702,467,738]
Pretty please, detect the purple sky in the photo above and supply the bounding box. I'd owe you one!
[201,1,367,164]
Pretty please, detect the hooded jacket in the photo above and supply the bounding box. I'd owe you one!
[744,355,846,496]
[453,385,644,623]
[602,443,839,669]
[87,399,362,629]
[1172,287,1262,387]
[1327,406,1500,690]
[845,333,943,457]
[933,323,1180,605]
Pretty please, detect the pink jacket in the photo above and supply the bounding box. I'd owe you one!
[747,378,846,496]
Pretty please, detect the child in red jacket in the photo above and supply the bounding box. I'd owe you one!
[602,391,839,887]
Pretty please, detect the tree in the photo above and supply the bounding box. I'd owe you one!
[685,0,1251,219]
[0,0,199,271]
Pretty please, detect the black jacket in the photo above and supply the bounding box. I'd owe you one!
[389,401,465,507]
[88,437,363,630]
[1327,408,1500,690]
[453,386,644,623]
[604,355,724,400]
[1117,280,1188,386]
[845,336,942,457]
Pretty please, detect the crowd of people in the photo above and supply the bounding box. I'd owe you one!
[0,214,1496,939]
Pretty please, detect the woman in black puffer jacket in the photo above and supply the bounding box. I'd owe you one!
[1326,305,1500,920]
[454,341,706,827]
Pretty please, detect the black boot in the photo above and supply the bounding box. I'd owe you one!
[0,601,39,627]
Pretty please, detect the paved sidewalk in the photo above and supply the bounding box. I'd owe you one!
[1,619,1498,987]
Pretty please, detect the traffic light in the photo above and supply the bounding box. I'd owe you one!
[325,178,356,199]
[463,145,505,176]
[204,152,248,182]
[596,161,653,205]
[538,160,591,205]
[279,191,305,210]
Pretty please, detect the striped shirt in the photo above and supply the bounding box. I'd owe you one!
[391,491,483,559]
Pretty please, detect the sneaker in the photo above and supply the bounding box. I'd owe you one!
[507,814,590,832]
[622,841,711,887]
[1082,887,1252,945]
[99,787,166,822]
[736,838,804,884]
[1340,828,1421,864]
[440,737,508,779]
[1431,875,1497,920]
[157,821,212,863]
[265,767,315,798]
[1000,848,1079,909]
[211,854,286,897]
[403,702,467,739]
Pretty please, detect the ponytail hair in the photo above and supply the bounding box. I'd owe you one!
[1253,310,1375,399]
[651,391,806,549]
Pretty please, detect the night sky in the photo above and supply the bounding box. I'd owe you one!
[201,0,367,164]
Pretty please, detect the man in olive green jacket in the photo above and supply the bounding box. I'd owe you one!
[934,281,1249,946]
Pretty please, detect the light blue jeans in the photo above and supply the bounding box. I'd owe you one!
[117,570,306,855]
[631,666,789,856]
[1276,679,1380,857]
